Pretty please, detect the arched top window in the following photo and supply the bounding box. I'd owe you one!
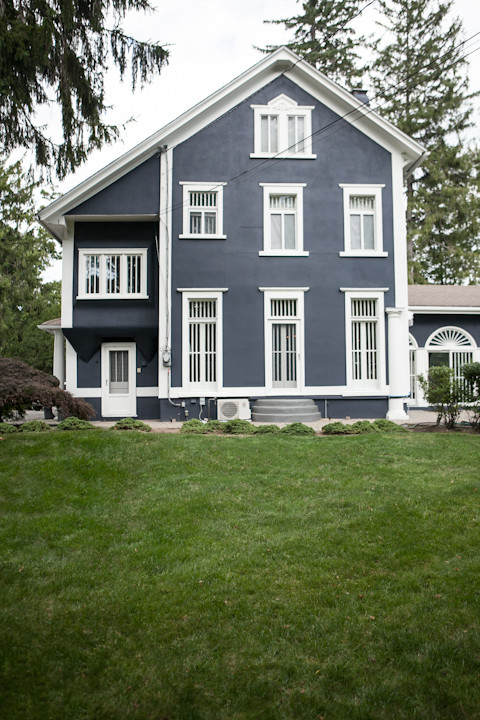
[408,333,418,349]
[425,326,476,350]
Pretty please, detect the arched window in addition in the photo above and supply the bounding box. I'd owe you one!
[425,326,476,390]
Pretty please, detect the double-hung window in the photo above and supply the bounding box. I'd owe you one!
[259,183,308,256]
[251,94,315,159]
[339,185,387,256]
[78,249,148,299]
[344,290,386,390]
[179,182,226,239]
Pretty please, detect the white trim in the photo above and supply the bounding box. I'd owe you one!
[179,182,226,239]
[65,339,77,394]
[344,290,387,393]
[180,290,224,395]
[67,214,158,222]
[250,94,316,158]
[177,287,228,293]
[167,385,391,399]
[61,220,74,327]
[340,287,389,292]
[262,288,307,394]
[260,183,307,255]
[259,287,310,292]
[158,147,173,398]
[425,325,477,350]
[410,306,480,315]
[339,184,385,256]
[77,248,148,300]
[259,250,309,257]
[391,152,409,309]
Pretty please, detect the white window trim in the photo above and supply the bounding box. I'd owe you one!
[180,289,225,394]
[259,183,308,256]
[261,288,308,395]
[179,182,227,240]
[77,248,148,300]
[339,184,387,257]
[344,290,387,392]
[250,94,316,159]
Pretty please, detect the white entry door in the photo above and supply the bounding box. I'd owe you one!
[272,322,298,388]
[101,342,137,417]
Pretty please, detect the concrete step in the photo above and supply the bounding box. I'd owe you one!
[251,398,322,423]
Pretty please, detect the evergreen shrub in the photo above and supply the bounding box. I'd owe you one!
[110,418,152,432]
[280,422,315,436]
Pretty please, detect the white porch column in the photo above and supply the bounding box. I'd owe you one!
[385,307,409,420]
[53,329,65,388]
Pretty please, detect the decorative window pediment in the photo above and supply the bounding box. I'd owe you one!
[250,94,315,159]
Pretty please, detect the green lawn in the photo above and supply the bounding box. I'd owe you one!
[1,432,479,720]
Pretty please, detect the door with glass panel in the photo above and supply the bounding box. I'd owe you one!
[272,322,298,388]
[101,342,136,417]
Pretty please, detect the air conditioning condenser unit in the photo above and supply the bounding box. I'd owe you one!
[217,398,251,421]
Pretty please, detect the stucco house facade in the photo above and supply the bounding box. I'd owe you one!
[40,47,462,422]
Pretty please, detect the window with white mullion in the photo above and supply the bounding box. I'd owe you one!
[260,184,306,255]
[261,115,278,153]
[351,298,378,382]
[180,183,225,239]
[188,299,217,385]
[340,185,385,256]
[288,115,305,153]
[105,254,121,295]
[270,195,296,250]
[350,196,375,250]
[84,254,100,295]
[78,249,147,299]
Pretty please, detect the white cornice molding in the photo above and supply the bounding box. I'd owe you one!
[410,306,480,315]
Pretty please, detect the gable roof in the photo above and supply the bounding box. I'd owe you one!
[409,285,480,313]
[38,46,426,241]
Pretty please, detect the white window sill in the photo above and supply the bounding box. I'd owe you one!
[250,153,317,160]
[339,251,388,258]
[76,294,149,300]
[259,250,309,257]
[179,234,227,240]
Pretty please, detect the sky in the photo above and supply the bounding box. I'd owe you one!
[43,0,480,281]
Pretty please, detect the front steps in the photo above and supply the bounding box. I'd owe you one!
[251,398,322,423]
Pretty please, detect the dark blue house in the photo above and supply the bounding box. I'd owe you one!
[39,47,430,422]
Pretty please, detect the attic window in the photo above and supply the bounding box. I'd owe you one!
[251,94,315,159]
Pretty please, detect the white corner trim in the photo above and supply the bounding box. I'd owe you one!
[61,225,74,328]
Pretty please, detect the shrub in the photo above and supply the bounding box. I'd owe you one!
[19,420,51,432]
[0,422,17,434]
[322,422,356,435]
[419,365,463,428]
[463,362,480,430]
[0,357,95,421]
[56,417,96,431]
[254,424,280,434]
[110,418,152,432]
[203,420,224,434]
[222,419,255,434]
[280,422,316,436]
[350,420,379,434]
[372,418,409,433]
[181,419,206,434]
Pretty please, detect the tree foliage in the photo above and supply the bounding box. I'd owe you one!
[0,357,95,420]
[0,1,168,179]
[0,160,60,371]
[369,0,479,283]
[259,0,365,88]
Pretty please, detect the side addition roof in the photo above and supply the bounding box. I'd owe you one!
[38,46,426,241]
[409,285,480,314]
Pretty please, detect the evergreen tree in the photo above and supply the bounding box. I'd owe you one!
[260,0,365,88]
[369,0,479,283]
[0,160,60,370]
[0,1,168,180]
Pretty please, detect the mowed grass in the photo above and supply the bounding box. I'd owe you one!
[0,432,479,720]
